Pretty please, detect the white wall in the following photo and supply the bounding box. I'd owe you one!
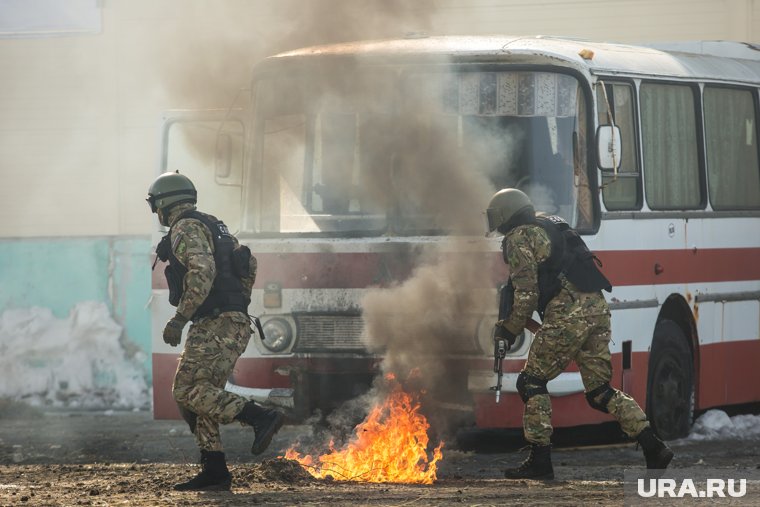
[0,0,757,238]
[431,0,756,42]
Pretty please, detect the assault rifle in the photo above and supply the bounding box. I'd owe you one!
[492,334,508,403]
[491,279,541,403]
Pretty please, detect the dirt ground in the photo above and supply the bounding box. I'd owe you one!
[1,409,759,506]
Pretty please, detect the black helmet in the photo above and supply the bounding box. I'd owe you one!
[146,171,197,213]
[486,188,535,233]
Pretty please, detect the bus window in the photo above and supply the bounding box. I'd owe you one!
[704,86,760,210]
[260,113,311,232]
[597,82,640,210]
[311,113,356,215]
[253,74,394,234]
[399,71,591,231]
[640,83,702,210]
[251,69,593,234]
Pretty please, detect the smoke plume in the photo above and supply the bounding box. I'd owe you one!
[156,2,523,437]
[156,1,435,116]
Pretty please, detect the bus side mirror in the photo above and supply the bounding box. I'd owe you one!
[596,125,622,171]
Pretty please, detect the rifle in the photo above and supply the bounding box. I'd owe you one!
[491,335,507,403]
[252,316,267,341]
[490,280,513,403]
[491,279,541,403]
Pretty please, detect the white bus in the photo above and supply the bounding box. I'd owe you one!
[152,36,760,440]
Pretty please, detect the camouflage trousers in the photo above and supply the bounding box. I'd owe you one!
[521,285,649,445]
[172,312,251,451]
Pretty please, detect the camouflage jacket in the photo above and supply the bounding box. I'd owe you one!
[501,223,551,335]
[167,203,257,320]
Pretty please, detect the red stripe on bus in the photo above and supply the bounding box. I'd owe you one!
[152,353,179,420]
[473,351,649,428]
[597,248,760,287]
[153,339,757,422]
[474,338,760,428]
[151,353,379,420]
[697,339,760,409]
[151,247,760,290]
[152,354,303,420]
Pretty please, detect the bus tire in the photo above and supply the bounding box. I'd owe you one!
[646,319,694,440]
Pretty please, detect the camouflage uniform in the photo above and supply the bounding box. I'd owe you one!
[167,203,257,451]
[501,224,649,446]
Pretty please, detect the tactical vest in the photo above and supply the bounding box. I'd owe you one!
[155,210,251,321]
[502,214,612,316]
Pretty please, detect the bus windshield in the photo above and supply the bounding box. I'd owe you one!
[249,67,591,235]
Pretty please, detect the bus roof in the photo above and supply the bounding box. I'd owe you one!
[268,35,760,86]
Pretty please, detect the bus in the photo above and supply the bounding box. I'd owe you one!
[151,36,760,440]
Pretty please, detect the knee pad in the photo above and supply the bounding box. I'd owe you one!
[585,383,616,413]
[516,372,549,403]
[178,404,198,434]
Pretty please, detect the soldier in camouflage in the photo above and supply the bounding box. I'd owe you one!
[147,171,285,491]
[486,188,673,480]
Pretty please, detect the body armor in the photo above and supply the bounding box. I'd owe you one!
[503,214,612,316]
[156,210,250,320]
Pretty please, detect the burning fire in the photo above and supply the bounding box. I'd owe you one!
[283,375,444,484]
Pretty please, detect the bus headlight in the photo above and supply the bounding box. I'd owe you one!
[476,316,497,354]
[260,318,294,353]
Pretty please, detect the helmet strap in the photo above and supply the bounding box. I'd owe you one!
[157,208,169,227]
[154,188,197,202]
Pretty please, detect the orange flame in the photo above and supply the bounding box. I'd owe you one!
[283,380,444,484]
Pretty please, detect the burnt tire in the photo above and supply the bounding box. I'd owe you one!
[646,319,694,440]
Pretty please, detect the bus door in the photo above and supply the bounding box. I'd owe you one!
[151,110,255,419]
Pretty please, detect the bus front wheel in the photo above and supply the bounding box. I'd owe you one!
[646,319,694,440]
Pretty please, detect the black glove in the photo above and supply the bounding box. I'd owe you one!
[493,322,517,350]
[163,313,188,347]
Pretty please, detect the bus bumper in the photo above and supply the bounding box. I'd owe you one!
[469,370,616,429]
[468,369,586,397]
[224,382,295,410]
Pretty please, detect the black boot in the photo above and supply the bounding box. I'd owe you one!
[503,444,554,480]
[235,401,285,455]
[174,450,232,491]
[637,426,674,469]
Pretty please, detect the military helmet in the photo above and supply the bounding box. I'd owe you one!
[486,188,535,233]
[146,171,197,213]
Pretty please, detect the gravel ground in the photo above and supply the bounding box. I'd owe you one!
[1,409,759,506]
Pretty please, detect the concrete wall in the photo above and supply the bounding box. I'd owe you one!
[0,0,757,384]
[0,237,152,371]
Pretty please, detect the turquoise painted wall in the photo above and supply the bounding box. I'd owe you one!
[0,236,153,377]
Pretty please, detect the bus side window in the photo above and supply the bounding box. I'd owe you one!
[597,82,641,210]
[640,82,702,210]
[704,86,760,210]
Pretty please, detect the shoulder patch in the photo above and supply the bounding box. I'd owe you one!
[172,232,185,255]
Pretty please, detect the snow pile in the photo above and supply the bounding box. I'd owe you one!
[687,409,760,441]
[0,302,150,409]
